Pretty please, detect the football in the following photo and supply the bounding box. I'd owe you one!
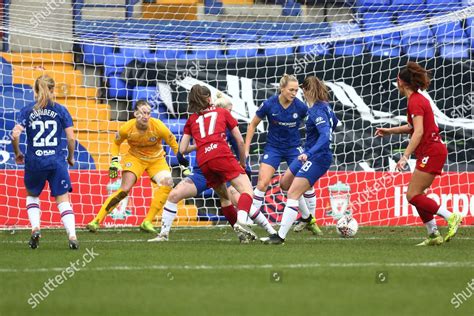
[336,215,359,238]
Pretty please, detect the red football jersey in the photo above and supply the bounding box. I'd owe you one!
[407,92,444,157]
[184,106,238,165]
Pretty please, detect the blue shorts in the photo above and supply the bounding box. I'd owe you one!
[24,164,72,197]
[288,154,332,186]
[187,167,209,195]
[261,145,304,170]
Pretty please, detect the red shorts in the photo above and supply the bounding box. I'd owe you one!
[200,157,245,188]
[415,143,448,175]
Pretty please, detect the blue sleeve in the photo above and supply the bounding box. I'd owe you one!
[255,100,268,119]
[306,110,331,157]
[59,106,73,129]
[227,131,240,157]
[17,107,29,127]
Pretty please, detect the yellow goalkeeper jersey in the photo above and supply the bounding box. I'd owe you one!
[111,118,179,161]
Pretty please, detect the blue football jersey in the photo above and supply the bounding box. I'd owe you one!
[255,95,307,149]
[18,102,73,170]
[304,101,338,157]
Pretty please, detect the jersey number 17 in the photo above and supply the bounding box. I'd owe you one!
[196,112,218,138]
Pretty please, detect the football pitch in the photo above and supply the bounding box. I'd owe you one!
[1,226,473,316]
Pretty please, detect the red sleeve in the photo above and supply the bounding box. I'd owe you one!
[224,109,238,130]
[183,117,192,135]
[408,95,425,117]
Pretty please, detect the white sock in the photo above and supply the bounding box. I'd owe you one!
[278,199,299,239]
[303,188,316,218]
[425,219,438,235]
[26,196,41,231]
[298,196,311,220]
[436,206,452,221]
[237,210,248,224]
[249,208,276,235]
[249,188,265,215]
[58,202,76,238]
[161,201,177,235]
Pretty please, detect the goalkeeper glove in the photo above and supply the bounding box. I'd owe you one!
[177,152,190,167]
[109,156,121,179]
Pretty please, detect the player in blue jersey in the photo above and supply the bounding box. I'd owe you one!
[261,76,338,244]
[11,75,78,250]
[245,74,321,234]
[148,92,275,243]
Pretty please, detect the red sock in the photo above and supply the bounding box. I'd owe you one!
[415,207,435,223]
[221,205,237,227]
[409,194,439,215]
[237,193,253,213]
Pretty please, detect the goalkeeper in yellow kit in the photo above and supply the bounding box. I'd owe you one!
[87,100,187,233]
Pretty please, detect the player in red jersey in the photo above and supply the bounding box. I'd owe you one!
[376,62,463,246]
[179,85,275,242]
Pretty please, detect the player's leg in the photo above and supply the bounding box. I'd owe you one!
[87,170,138,232]
[23,169,47,249]
[50,164,78,249]
[230,173,276,236]
[148,177,198,242]
[141,159,173,233]
[250,147,280,215]
[214,183,256,243]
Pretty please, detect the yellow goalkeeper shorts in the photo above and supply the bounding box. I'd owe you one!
[122,154,170,181]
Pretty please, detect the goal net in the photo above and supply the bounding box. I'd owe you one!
[1,0,473,229]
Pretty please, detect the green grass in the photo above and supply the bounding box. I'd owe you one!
[1,226,473,316]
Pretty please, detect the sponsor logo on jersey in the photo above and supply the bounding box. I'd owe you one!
[315,117,326,125]
[272,113,279,116]
[35,149,55,157]
[419,156,429,168]
[204,143,218,154]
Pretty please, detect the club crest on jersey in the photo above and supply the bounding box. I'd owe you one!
[419,156,429,168]
[293,113,298,119]
[126,162,132,167]
[149,137,157,142]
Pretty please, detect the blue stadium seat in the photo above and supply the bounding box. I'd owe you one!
[161,118,188,167]
[0,58,13,85]
[0,85,35,111]
[432,20,469,58]
[355,0,391,12]
[466,18,474,49]
[397,12,428,24]
[400,25,436,58]
[264,46,294,56]
[369,45,401,57]
[391,0,426,12]
[426,0,463,12]
[361,11,394,29]
[225,33,259,43]
[81,42,114,65]
[204,0,224,15]
[282,1,302,17]
[185,44,224,59]
[332,23,365,56]
[225,45,259,58]
[297,43,331,55]
[145,46,187,60]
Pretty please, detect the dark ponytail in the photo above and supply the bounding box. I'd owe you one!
[398,61,431,91]
[188,85,211,113]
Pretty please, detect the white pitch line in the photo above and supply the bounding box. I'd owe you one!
[1,261,474,273]
[1,236,474,244]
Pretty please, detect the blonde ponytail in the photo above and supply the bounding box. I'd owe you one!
[279,73,298,90]
[34,75,55,111]
[214,91,232,110]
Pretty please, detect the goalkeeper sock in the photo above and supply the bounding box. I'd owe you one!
[249,188,265,215]
[58,202,76,238]
[298,196,311,220]
[303,188,316,218]
[278,199,299,239]
[144,185,172,223]
[161,201,177,235]
[95,189,128,223]
[26,196,41,231]
[221,205,237,227]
